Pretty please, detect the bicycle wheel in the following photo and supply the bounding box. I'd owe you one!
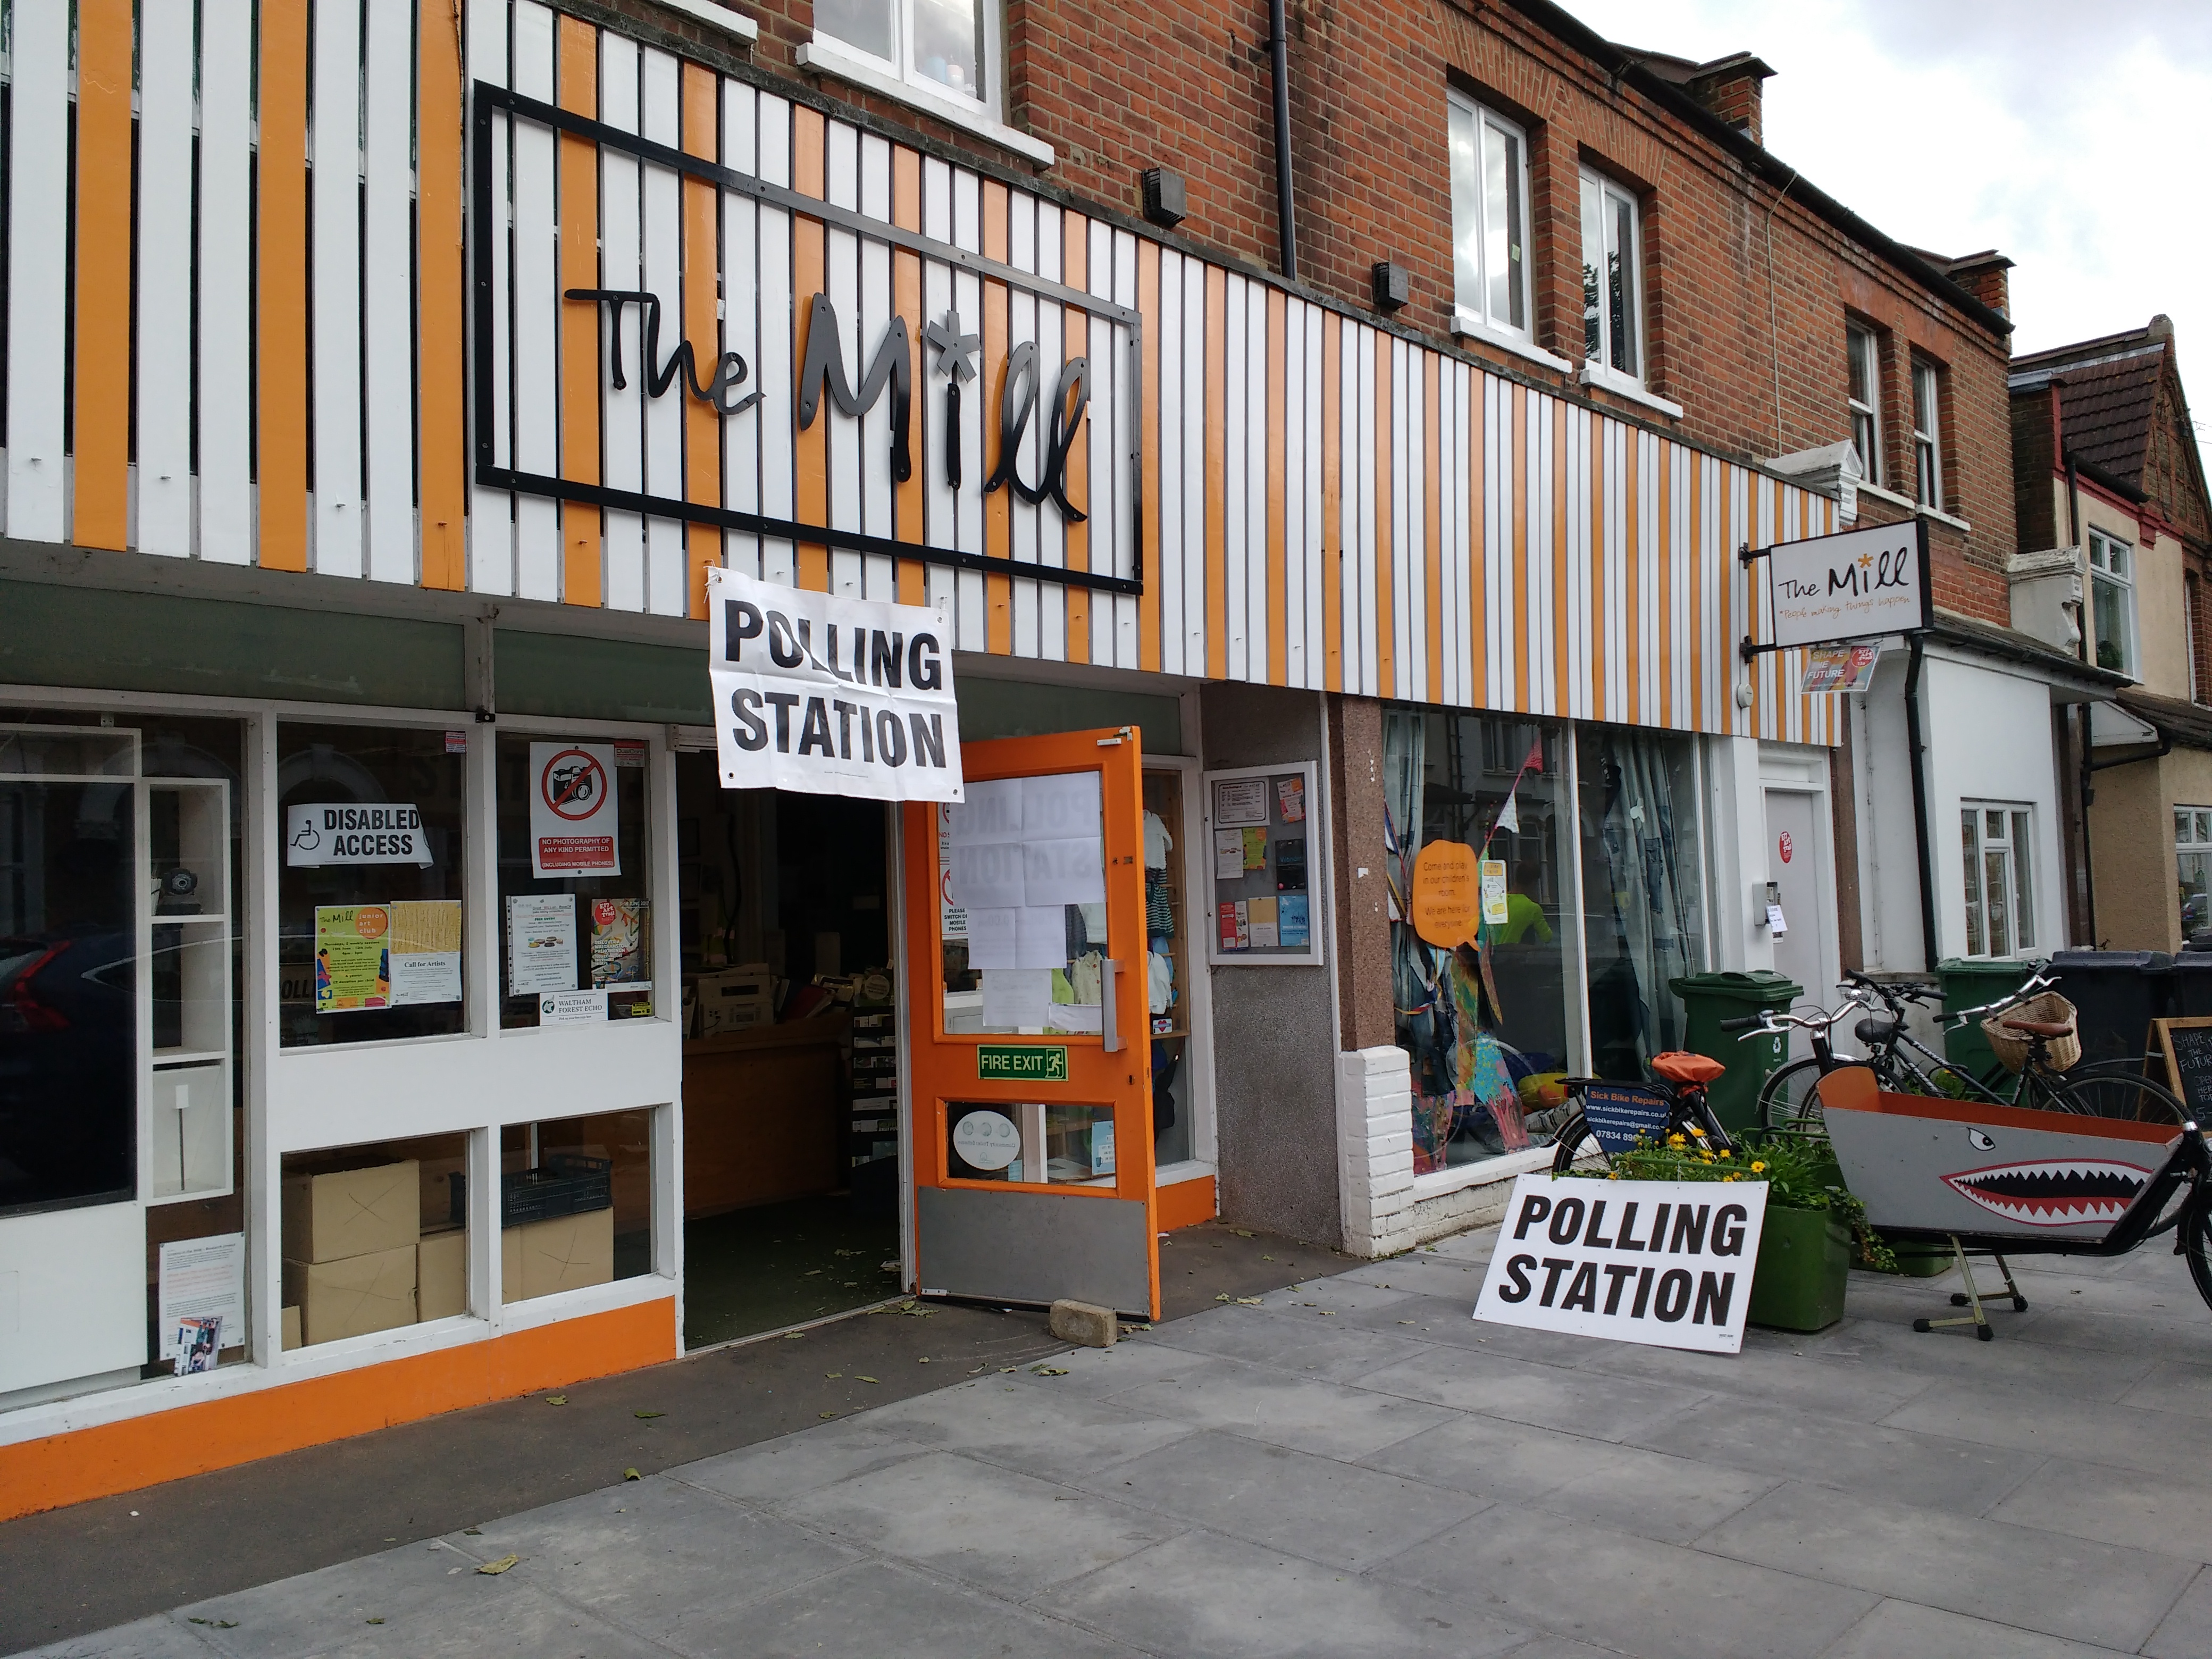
[2047,1068,2189,1127]
[2182,1191,2212,1312]
[1759,1057,1830,1132]
[1549,1109,1604,1176]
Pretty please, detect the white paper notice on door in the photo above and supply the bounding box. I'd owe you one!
[981,968,1052,1030]
[1023,838,1105,906]
[1020,771,1101,839]
[949,777,1025,844]
[1016,906,1071,968]
[950,841,1026,909]
[964,906,1019,969]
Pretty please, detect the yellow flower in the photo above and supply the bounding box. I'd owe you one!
[1723,1172,1739,1182]
[1607,1170,1620,1179]
[1717,1149,1732,1159]
[1666,1134,1686,1149]
[1750,1160,1767,1174]
[1688,1125,1707,1138]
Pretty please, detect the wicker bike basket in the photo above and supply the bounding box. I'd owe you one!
[1981,991,2081,1074]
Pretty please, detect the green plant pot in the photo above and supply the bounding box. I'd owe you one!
[1748,1205,1851,1332]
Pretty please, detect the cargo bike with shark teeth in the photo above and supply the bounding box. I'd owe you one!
[1730,986,2212,1339]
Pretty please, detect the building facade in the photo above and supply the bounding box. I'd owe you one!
[0,0,2072,1513]
[2009,319,2212,951]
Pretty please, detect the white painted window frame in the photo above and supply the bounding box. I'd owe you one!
[1846,322,1883,488]
[1959,799,2036,958]
[2088,527,2139,680]
[1445,90,1535,346]
[798,1,1055,168]
[1579,166,1646,386]
[1912,357,1944,512]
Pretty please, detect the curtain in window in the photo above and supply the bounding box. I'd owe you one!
[1578,728,1704,1080]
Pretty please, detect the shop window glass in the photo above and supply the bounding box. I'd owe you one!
[280,1133,472,1347]
[1382,709,1574,1174]
[2,712,254,1397]
[498,1110,655,1300]
[938,771,1109,1037]
[498,736,654,1029]
[278,724,467,1048]
[1577,726,1707,1080]
[946,1100,1116,1185]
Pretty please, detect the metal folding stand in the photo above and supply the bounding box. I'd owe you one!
[1911,1235,2027,1342]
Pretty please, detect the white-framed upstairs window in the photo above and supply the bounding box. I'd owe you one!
[1846,322,1883,488]
[803,0,1043,160]
[1912,358,1944,510]
[1960,803,2036,958]
[2176,807,2212,941]
[1447,92,1532,342]
[2089,527,2138,677]
[1580,167,1645,385]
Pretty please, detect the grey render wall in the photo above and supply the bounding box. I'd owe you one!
[1200,681,1342,1248]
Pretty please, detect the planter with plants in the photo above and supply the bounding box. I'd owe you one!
[1601,1127,1895,1333]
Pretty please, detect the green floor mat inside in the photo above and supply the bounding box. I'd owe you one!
[683,1194,901,1348]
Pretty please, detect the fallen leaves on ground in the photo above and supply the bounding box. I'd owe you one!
[475,1555,521,1576]
[854,1375,879,1384]
[187,1619,239,1629]
[543,1396,567,1406]
[1030,1363,1070,1376]
[633,1410,664,1420]
[622,1469,641,1482]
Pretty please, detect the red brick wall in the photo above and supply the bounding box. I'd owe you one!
[606,0,2020,619]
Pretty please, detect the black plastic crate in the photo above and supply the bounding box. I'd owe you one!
[446,1154,614,1229]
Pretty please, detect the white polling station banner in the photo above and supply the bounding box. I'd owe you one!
[1473,1173,1769,1354]
[706,567,964,803]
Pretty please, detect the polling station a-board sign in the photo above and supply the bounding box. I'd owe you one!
[1473,1173,1769,1354]
[707,566,963,803]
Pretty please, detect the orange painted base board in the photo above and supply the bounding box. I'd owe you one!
[1156,1175,1218,1232]
[0,1297,676,1523]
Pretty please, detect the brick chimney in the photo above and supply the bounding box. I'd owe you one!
[1946,250,2014,320]
[1683,53,1774,146]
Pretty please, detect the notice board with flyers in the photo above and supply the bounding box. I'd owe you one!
[1203,762,1323,968]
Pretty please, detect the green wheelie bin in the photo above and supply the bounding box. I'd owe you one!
[1937,957,2037,1087]
[1669,969,1803,1136]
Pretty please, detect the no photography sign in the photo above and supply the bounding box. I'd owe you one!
[1474,1174,1769,1354]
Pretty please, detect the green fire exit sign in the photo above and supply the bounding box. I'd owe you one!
[976,1044,1069,1083]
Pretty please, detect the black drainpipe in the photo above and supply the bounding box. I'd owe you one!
[2067,451,2098,944]
[1268,0,1298,280]
[1904,634,1941,973]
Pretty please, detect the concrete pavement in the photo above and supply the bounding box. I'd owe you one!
[25,1226,2212,1658]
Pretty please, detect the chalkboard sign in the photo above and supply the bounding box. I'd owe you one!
[1581,1083,1672,1153]
[2154,1019,2212,1121]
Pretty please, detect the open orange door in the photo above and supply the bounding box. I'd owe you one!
[902,726,1157,1318]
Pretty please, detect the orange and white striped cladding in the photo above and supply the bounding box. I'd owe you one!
[0,0,1833,747]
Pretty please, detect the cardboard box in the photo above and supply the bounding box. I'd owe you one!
[281,1306,301,1351]
[417,1155,466,1232]
[501,1208,615,1302]
[282,1161,421,1263]
[283,1245,417,1345]
[417,1228,468,1321]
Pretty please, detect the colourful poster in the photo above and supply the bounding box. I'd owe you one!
[1279,893,1311,948]
[315,906,391,1012]
[1276,775,1306,823]
[387,900,463,1007]
[1241,826,1268,871]
[590,899,649,987]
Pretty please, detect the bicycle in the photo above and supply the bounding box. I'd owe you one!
[1547,1052,1736,1177]
[1752,969,2186,1135]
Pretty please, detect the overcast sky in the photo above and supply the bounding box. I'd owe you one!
[1559,0,2212,428]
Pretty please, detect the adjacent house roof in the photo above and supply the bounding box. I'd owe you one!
[2009,318,2209,531]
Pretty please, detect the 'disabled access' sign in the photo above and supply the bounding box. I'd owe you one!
[1473,1173,1768,1354]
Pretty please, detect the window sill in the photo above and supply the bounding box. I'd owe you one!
[1576,362,1684,421]
[1857,480,1971,535]
[1409,1143,1554,1201]
[652,0,758,43]
[795,37,1055,168]
[1451,313,1571,374]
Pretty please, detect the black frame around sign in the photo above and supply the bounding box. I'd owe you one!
[1735,515,1932,661]
[469,82,1146,598]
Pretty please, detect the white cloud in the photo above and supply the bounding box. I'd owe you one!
[1557,0,2212,438]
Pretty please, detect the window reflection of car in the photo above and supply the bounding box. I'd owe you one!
[0,928,138,1214]
[2185,891,2209,933]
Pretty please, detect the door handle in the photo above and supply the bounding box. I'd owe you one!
[1102,958,1121,1053]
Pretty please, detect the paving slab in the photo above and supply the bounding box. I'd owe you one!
[1141,1303,1436,1382]
[1375,1503,1878,1659]
[1699,1479,2199,1650]
[1096,1351,1459,1460]
[1351,1342,1715,1443]
[1879,1373,2212,1476]
[2143,1565,2212,1659]
[1538,1445,1782,1544]
[1077,1428,1484,1570]
[2117,1355,2212,1415]
[778,1449,1183,1598]
[1989,1455,2212,1563]
[854,1373,1201,1481]
[1336,1291,1608,1364]
[701,1558,1146,1659]
[1809,1314,2163,1401]
[14,1621,221,1659]
[1037,1527,1531,1659]
[1814,1597,2133,1658]
[1622,1396,2037,1515]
